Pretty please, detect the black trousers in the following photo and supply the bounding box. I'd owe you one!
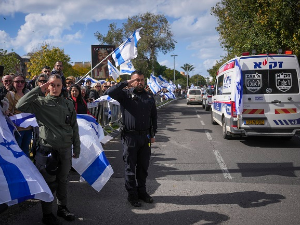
[122,133,151,195]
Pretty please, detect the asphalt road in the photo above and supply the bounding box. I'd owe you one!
[1,98,300,225]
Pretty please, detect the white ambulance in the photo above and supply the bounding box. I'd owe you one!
[211,51,300,139]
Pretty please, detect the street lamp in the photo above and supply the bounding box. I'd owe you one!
[171,54,177,84]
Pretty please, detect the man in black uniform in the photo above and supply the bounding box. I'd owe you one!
[107,71,157,207]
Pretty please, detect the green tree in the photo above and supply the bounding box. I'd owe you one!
[72,63,91,77]
[94,12,176,77]
[0,49,21,75]
[162,68,181,83]
[27,44,72,78]
[211,0,300,57]
[190,74,207,86]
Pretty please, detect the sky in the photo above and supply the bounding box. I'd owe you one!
[0,0,226,78]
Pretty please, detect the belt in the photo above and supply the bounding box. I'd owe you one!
[124,129,149,135]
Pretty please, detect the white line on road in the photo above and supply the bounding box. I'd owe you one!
[200,120,205,126]
[205,130,212,140]
[213,150,233,180]
[197,114,201,118]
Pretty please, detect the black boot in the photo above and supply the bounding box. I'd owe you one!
[127,194,142,207]
[138,192,154,203]
[42,213,62,225]
[57,205,75,221]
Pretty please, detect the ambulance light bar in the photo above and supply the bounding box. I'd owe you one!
[285,50,293,54]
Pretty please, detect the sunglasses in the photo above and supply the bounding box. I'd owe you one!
[38,80,47,83]
[4,80,12,83]
[14,80,25,84]
[66,82,73,85]
[95,86,101,88]
[43,70,51,73]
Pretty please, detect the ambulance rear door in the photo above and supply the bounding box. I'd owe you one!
[239,55,300,136]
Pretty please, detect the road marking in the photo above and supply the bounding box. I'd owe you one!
[213,150,233,180]
[197,114,201,118]
[205,130,212,140]
[200,120,205,126]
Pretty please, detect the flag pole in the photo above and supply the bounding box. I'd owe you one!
[75,34,135,85]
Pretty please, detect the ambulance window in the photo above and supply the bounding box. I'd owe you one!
[216,75,224,95]
[243,69,299,94]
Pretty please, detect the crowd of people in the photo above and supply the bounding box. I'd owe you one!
[0,61,119,225]
[0,62,159,225]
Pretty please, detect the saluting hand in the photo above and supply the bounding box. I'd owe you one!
[40,81,52,94]
[127,77,138,87]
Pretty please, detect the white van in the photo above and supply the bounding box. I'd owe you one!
[187,89,202,105]
[211,52,300,139]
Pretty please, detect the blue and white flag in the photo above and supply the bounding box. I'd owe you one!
[231,58,243,115]
[83,76,105,86]
[9,113,38,128]
[107,60,120,81]
[164,92,176,100]
[167,81,176,93]
[157,75,169,88]
[120,60,135,74]
[112,27,142,67]
[73,114,113,192]
[0,111,53,206]
[148,74,161,95]
[8,113,114,192]
[190,84,195,89]
[177,84,181,89]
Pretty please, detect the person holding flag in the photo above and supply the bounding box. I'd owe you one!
[107,70,157,207]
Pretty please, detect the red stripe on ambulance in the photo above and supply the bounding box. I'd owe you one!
[242,109,264,114]
[275,108,297,114]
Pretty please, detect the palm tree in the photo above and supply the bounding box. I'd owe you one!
[181,63,195,88]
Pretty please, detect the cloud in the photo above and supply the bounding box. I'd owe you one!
[0,31,12,49]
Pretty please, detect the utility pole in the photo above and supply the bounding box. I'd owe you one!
[171,55,177,84]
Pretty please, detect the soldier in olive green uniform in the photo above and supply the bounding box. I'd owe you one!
[17,74,80,225]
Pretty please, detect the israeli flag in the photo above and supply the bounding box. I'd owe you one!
[8,113,114,192]
[73,114,114,192]
[83,76,105,86]
[167,81,175,93]
[149,74,161,95]
[120,60,135,74]
[0,111,53,206]
[112,27,142,67]
[190,84,195,89]
[9,113,38,128]
[231,58,243,115]
[164,92,176,100]
[157,75,169,88]
[107,60,120,81]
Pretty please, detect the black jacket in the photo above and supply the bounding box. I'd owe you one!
[107,81,157,136]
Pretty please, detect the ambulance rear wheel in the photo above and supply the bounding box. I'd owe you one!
[222,117,231,139]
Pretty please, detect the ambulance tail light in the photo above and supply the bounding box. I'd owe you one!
[207,95,212,98]
[242,52,250,56]
[231,101,237,117]
[285,50,293,54]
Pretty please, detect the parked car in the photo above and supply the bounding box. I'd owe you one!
[202,86,214,111]
[186,89,202,105]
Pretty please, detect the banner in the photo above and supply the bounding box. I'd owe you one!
[91,45,115,79]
